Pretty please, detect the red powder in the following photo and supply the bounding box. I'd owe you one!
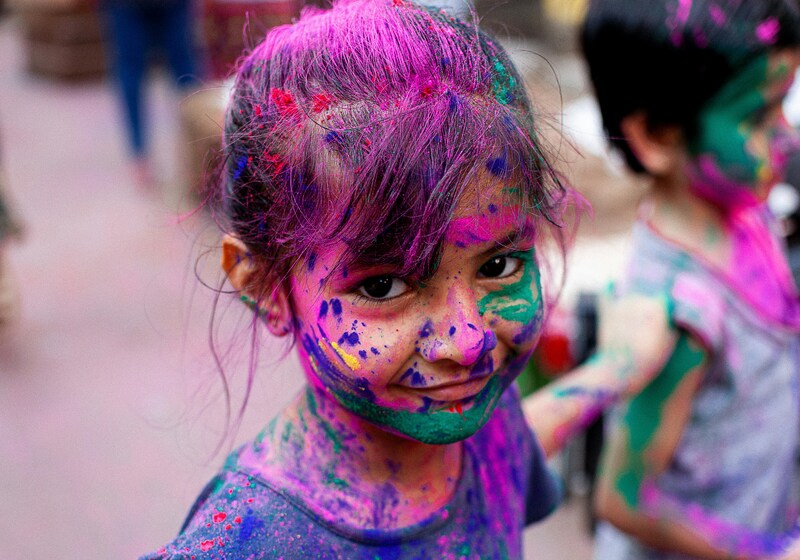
[213,512,227,523]
[312,92,334,113]
[199,539,215,552]
[270,88,300,119]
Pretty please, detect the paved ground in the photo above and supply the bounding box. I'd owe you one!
[0,9,633,558]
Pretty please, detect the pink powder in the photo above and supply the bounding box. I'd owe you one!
[709,5,727,26]
[756,18,780,45]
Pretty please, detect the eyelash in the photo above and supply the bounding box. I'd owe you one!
[349,249,531,305]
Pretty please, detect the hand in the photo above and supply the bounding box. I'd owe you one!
[594,287,677,397]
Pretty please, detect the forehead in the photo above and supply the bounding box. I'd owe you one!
[312,172,532,273]
[445,172,533,248]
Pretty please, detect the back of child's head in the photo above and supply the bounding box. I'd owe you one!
[211,0,565,307]
[582,0,800,174]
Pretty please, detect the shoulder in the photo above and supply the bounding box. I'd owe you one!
[621,227,724,354]
[138,469,307,560]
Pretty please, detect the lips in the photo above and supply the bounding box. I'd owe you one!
[397,373,493,402]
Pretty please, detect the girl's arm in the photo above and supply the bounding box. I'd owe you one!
[522,292,677,458]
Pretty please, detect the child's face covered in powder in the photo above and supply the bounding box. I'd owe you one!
[290,176,543,445]
[687,48,800,209]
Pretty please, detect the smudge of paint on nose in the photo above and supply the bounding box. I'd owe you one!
[449,326,456,336]
[331,299,342,316]
[427,338,444,359]
[318,300,328,320]
[418,320,434,338]
[482,330,498,353]
[467,323,477,330]
[307,253,317,272]
[359,350,367,359]
[488,203,498,213]
[370,347,380,355]
[337,331,360,346]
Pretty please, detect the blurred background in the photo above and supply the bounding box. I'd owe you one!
[0,0,652,558]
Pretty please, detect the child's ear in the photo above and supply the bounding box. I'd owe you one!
[221,234,293,337]
[221,234,255,292]
[621,112,684,176]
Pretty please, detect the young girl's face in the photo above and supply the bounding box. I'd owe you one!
[688,48,800,209]
[289,173,543,444]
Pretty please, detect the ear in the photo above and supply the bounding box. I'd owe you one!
[221,234,293,337]
[221,234,255,292]
[620,112,684,176]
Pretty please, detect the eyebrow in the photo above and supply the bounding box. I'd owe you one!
[339,224,537,282]
[492,225,537,250]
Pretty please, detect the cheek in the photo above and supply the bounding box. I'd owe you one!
[304,298,417,387]
[478,267,544,351]
[695,114,762,185]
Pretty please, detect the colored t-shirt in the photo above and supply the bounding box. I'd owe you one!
[141,385,561,560]
[594,207,800,560]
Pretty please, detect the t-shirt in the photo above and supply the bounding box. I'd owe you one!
[141,385,561,560]
[594,208,800,560]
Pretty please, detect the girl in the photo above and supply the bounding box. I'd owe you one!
[141,1,682,558]
[580,0,800,558]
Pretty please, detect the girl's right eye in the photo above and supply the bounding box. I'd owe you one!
[357,276,409,300]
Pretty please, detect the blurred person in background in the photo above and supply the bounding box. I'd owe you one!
[579,0,800,558]
[102,0,201,189]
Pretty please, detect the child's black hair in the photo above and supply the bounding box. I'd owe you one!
[581,0,800,173]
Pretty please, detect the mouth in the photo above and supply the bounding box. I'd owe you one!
[396,373,493,403]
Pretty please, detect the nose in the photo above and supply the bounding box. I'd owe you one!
[418,284,489,366]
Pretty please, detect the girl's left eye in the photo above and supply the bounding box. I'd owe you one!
[478,255,522,279]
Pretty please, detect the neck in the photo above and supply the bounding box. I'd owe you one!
[646,174,731,266]
[250,384,463,530]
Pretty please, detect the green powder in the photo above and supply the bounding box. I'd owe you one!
[615,332,706,507]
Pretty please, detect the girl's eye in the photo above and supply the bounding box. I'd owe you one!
[478,255,522,279]
[357,276,409,300]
